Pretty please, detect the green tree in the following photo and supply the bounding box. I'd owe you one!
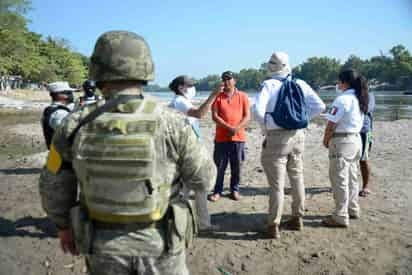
[296,57,341,89]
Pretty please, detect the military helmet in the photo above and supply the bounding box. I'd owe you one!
[82,80,96,91]
[89,31,155,83]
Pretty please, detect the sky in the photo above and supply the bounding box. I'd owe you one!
[28,0,412,86]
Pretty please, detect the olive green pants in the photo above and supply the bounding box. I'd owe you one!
[328,134,362,226]
[261,129,305,226]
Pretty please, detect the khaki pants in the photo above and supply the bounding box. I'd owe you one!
[328,134,362,225]
[86,250,189,275]
[261,129,305,226]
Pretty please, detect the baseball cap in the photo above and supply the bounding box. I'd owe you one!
[221,71,234,80]
[48,81,77,94]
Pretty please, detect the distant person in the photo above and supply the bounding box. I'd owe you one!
[322,69,368,227]
[209,71,250,202]
[41,81,76,149]
[168,75,220,231]
[79,80,102,106]
[253,52,325,239]
[168,75,219,139]
[359,84,375,197]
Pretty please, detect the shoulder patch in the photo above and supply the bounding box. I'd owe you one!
[330,107,338,115]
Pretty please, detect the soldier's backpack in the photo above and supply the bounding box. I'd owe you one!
[266,75,308,129]
[71,95,172,224]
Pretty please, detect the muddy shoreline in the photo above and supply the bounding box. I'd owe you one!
[0,93,411,275]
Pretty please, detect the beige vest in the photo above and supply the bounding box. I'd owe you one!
[72,98,171,224]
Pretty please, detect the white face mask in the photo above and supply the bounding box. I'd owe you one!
[335,84,344,94]
[185,87,196,100]
[67,102,75,111]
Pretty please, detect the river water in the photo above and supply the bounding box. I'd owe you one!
[148,90,412,121]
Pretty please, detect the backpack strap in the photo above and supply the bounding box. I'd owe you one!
[68,94,143,145]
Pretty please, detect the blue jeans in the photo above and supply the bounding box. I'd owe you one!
[213,141,245,194]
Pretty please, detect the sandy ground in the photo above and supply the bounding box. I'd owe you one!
[0,92,411,275]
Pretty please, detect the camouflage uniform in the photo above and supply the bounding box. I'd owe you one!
[39,31,215,275]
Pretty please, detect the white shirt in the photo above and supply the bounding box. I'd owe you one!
[326,89,364,133]
[253,76,326,130]
[169,95,200,135]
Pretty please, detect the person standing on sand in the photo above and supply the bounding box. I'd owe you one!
[253,52,325,239]
[209,71,250,202]
[322,69,368,228]
[359,85,375,197]
[79,80,102,107]
[168,75,220,231]
[40,81,76,149]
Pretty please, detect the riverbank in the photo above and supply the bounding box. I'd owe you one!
[0,93,411,275]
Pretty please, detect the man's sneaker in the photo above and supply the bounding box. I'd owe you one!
[283,216,303,231]
[230,191,241,201]
[322,216,348,228]
[349,213,360,219]
[267,224,280,239]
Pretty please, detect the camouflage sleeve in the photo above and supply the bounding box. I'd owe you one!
[38,111,83,229]
[166,113,216,192]
[38,168,77,229]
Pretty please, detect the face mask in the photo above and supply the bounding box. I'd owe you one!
[63,92,74,103]
[85,89,95,98]
[67,103,75,111]
[335,84,343,94]
[185,87,196,100]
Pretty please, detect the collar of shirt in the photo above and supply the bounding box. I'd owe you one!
[105,87,143,99]
[271,73,290,81]
[222,88,238,101]
[342,88,355,95]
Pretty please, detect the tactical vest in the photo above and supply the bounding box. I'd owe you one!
[72,98,172,224]
[41,105,71,149]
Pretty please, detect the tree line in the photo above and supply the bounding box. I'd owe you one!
[0,0,88,86]
[195,45,412,91]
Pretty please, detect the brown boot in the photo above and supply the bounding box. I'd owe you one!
[322,216,348,228]
[283,216,303,231]
[267,224,280,239]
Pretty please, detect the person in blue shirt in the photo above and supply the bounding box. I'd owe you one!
[359,84,375,197]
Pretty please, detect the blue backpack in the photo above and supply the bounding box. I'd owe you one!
[266,75,308,129]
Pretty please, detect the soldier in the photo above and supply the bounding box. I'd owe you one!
[39,31,216,275]
[41,81,76,149]
[79,80,102,106]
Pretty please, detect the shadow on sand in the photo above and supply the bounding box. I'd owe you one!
[0,167,42,175]
[0,216,57,238]
[240,186,331,197]
[199,211,328,240]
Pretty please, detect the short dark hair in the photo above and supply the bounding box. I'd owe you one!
[168,75,195,94]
